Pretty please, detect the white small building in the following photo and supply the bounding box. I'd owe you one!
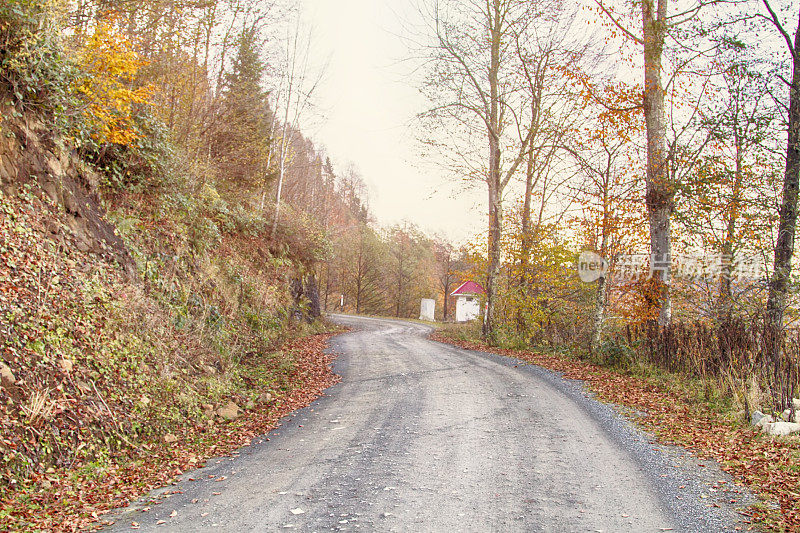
[419,298,436,321]
[451,281,486,322]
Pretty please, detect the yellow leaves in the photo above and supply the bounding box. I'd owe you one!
[74,19,153,146]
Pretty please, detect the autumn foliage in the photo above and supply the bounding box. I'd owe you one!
[75,20,152,146]
[432,331,800,530]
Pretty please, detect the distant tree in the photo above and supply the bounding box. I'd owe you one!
[209,26,272,193]
[385,223,437,318]
[270,16,324,239]
[388,225,414,317]
[421,0,541,340]
[346,224,387,315]
[433,237,457,321]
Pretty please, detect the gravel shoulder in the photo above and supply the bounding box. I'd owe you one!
[105,314,754,532]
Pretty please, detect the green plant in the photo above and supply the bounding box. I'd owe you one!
[598,338,635,369]
[0,0,73,114]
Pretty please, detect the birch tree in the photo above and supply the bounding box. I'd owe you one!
[595,0,724,325]
[270,16,324,239]
[570,85,647,348]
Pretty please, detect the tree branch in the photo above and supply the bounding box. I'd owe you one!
[594,0,643,45]
[761,0,798,62]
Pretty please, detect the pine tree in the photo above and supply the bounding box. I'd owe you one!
[211,26,273,193]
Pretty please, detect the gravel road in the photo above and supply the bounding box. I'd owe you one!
[106,314,753,532]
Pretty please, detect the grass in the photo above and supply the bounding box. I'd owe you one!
[0,167,342,531]
[432,322,800,531]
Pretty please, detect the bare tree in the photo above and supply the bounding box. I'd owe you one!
[595,0,727,325]
[433,236,457,321]
[270,15,324,239]
[513,4,589,300]
[761,1,800,371]
[419,0,540,339]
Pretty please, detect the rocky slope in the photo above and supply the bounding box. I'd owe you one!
[0,96,331,531]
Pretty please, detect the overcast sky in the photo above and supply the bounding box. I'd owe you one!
[297,0,485,243]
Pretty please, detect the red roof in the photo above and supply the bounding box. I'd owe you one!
[451,280,486,296]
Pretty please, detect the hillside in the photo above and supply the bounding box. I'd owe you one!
[3,0,800,530]
[0,2,469,525]
[0,90,343,531]
[0,1,350,527]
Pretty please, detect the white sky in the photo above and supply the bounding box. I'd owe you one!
[298,0,485,243]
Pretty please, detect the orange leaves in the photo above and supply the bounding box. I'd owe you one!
[616,276,664,324]
[0,331,341,532]
[74,19,153,146]
[433,331,800,531]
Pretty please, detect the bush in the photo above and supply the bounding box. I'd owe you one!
[86,106,175,191]
[597,338,635,368]
[0,0,73,113]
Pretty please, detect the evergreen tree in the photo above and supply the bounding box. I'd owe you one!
[211,26,273,193]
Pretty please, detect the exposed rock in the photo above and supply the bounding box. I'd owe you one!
[59,358,73,373]
[62,188,79,214]
[44,218,60,234]
[750,410,766,426]
[755,414,774,428]
[258,392,273,404]
[780,409,798,423]
[216,401,240,421]
[176,393,193,406]
[42,181,59,204]
[164,433,178,444]
[794,398,800,411]
[245,399,255,410]
[45,157,64,178]
[761,421,800,437]
[1,111,137,278]
[0,362,16,386]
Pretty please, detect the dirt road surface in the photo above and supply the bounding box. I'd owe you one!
[106,315,751,532]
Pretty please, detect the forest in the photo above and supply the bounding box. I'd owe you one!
[1,0,800,529]
[419,0,799,419]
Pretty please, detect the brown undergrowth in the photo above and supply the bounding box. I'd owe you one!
[431,330,800,531]
[1,331,341,532]
[0,167,342,531]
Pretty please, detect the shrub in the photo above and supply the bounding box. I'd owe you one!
[87,106,175,190]
[0,0,72,113]
[597,338,635,368]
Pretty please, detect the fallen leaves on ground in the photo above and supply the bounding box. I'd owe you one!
[431,332,800,531]
[0,332,341,532]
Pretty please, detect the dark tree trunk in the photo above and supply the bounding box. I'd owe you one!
[766,4,800,366]
[323,262,331,311]
[304,273,321,319]
[443,281,450,321]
